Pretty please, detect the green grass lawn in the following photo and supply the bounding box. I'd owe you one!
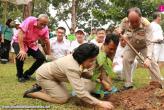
[0,58,164,110]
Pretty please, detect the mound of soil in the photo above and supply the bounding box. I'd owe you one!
[106,81,164,110]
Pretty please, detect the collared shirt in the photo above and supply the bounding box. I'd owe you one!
[50,37,70,59]
[12,16,49,51]
[36,55,100,105]
[70,39,86,52]
[150,21,164,42]
[2,26,13,41]
[90,39,103,49]
[119,17,153,57]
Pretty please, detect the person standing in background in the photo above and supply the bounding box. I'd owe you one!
[1,19,14,63]
[70,29,86,52]
[151,12,164,68]
[49,27,70,60]
[90,28,106,48]
[10,20,21,63]
[113,38,138,80]
[88,28,97,41]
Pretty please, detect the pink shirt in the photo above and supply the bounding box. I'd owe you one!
[12,16,49,51]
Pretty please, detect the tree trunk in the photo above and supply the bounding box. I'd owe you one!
[71,0,77,33]
[23,1,33,19]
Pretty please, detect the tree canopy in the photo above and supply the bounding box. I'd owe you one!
[0,0,164,31]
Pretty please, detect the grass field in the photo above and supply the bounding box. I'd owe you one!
[0,58,164,110]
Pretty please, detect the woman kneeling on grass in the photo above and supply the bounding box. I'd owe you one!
[23,43,114,110]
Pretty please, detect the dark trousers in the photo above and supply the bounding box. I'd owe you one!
[1,39,11,60]
[12,42,45,78]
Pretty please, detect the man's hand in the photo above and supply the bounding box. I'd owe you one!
[97,101,114,110]
[1,35,4,43]
[42,38,51,55]
[144,58,151,68]
[17,50,27,61]
[101,80,112,91]
[114,28,122,36]
[46,55,54,61]
[112,62,118,68]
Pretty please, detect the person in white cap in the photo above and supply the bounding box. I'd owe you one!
[10,19,21,63]
[70,29,86,52]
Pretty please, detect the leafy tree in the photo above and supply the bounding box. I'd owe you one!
[0,1,22,24]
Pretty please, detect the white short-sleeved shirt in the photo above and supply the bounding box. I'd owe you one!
[70,40,86,52]
[90,39,103,49]
[50,37,70,59]
[150,21,164,42]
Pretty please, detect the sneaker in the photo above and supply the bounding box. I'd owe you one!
[18,77,26,83]
[23,70,32,80]
[121,86,133,91]
[1,59,8,64]
[23,75,31,80]
[23,84,42,98]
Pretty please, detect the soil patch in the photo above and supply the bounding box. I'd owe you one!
[106,81,164,110]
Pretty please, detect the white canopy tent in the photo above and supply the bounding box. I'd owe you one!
[0,0,32,5]
[1,0,33,22]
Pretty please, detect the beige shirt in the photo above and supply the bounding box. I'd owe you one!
[36,55,99,105]
[119,17,153,57]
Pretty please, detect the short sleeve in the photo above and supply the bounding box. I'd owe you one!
[42,27,49,39]
[19,16,36,33]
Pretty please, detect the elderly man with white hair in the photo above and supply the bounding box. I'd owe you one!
[12,14,51,82]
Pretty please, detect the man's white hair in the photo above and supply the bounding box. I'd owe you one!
[38,14,49,19]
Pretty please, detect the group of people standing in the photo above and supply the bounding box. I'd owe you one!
[0,7,164,110]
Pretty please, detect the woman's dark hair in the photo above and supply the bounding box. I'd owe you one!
[73,43,99,64]
[104,34,119,47]
[6,19,13,27]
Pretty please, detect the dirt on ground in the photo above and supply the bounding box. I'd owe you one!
[105,81,164,110]
[73,81,164,110]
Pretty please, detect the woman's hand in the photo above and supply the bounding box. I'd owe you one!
[97,101,114,110]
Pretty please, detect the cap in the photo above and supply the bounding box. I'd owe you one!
[75,29,85,35]
[14,19,21,24]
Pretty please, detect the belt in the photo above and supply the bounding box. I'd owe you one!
[152,40,164,44]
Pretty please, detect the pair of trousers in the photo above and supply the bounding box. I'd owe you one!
[153,43,164,62]
[1,39,11,60]
[113,58,138,81]
[36,73,96,103]
[13,42,45,78]
[122,46,162,86]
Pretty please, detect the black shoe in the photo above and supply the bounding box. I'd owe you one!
[121,86,133,91]
[18,77,26,82]
[24,75,31,80]
[23,84,42,98]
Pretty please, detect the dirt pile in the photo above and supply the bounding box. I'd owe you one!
[107,81,164,110]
